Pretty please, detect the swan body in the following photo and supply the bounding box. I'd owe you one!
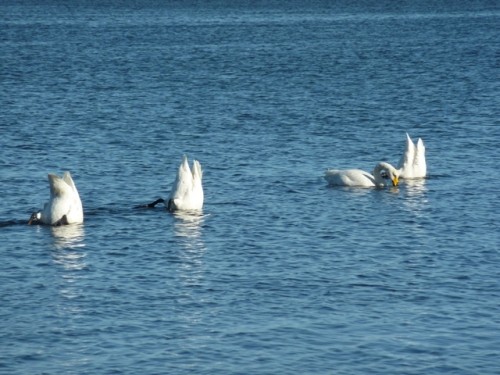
[325,162,399,188]
[398,133,426,178]
[29,172,83,225]
[166,155,203,211]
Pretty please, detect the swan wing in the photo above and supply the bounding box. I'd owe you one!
[413,138,427,178]
[190,159,204,207]
[192,159,203,184]
[171,155,192,198]
[62,171,77,192]
[397,133,416,176]
[61,171,84,223]
[324,169,375,187]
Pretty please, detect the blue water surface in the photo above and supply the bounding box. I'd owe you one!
[1,1,499,374]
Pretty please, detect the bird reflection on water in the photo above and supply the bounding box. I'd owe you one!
[51,224,86,253]
[173,211,205,241]
[402,179,429,215]
[50,224,87,307]
[173,211,207,287]
[400,178,430,243]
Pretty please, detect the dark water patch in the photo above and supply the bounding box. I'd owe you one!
[0,219,28,227]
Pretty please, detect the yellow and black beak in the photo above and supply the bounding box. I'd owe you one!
[392,176,399,187]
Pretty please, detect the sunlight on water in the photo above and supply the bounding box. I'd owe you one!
[49,225,88,309]
[174,212,207,288]
[402,179,429,217]
[173,211,205,241]
[51,224,86,252]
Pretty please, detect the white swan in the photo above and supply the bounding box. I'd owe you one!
[324,162,399,188]
[398,133,426,179]
[166,155,204,212]
[29,171,83,225]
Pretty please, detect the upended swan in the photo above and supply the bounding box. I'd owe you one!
[324,162,400,188]
[398,133,426,179]
[167,155,203,211]
[148,155,204,212]
[28,171,83,225]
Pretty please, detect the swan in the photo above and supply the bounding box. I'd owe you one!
[145,155,205,212]
[397,133,426,179]
[164,155,204,211]
[28,171,83,226]
[324,162,399,188]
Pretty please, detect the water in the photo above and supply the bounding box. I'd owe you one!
[1,1,499,374]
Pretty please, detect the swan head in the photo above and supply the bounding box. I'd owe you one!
[390,174,399,187]
[376,162,400,187]
[384,169,399,187]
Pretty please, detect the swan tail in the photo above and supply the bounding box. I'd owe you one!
[179,155,191,178]
[192,160,203,182]
[62,171,76,190]
[415,138,425,162]
[169,155,191,201]
[48,174,73,197]
[62,171,84,219]
[398,133,415,170]
[416,138,425,152]
[414,138,427,177]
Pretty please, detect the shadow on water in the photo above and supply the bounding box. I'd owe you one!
[324,184,402,196]
[1,200,199,228]
[0,219,29,227]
